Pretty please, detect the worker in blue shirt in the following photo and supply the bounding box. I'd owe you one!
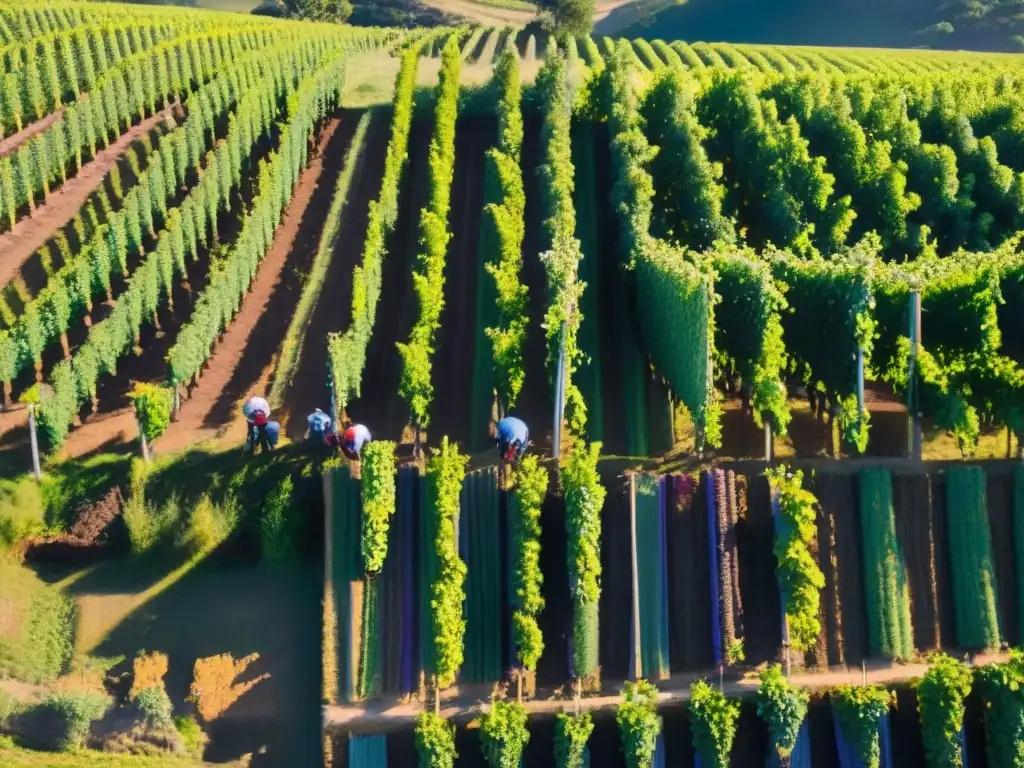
[492,416,529,465]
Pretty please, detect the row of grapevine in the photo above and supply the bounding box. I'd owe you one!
[0,20,176,137]
[396,36,461,434]
[482,44,528,418]
[164,46,352,391]
[0,35,309,395]
[327,43,421,416]
[0,27,282,233]
[34,31,357,450]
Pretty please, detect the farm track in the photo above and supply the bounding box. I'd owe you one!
[0,108,65,159]
[0,105,179,290]
[347,119,432,445]
[280,110,389,441]
[157,115,355,454]
[430,115,493,450]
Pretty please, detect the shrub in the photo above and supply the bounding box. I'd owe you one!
[127,382,173,445]
[130,651,169,698]
[0,689,19,726]
[416,711,458,768]
[177,494,238,557]
[689,680,740,768]
[830,684,894,768]
[554,711,593,768]
[974,649,1024,768]
[0,561,76,684]
[479,700,530,768]
[34,691,110,751]
[259,476,297,563]
[173,715,207,760]
[132,686,173,730]
[917,653,972,768]
[188,652,268,723]
[616,680,661,768]
[756,664,809,764]
[0,478,46,551]
[360,441,397,575]
[511,455,548,671]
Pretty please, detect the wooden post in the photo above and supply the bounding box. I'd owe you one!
[908,290,922,460]
[28,404,41,480]
[856,347,865,449]
[434,676,440,716]
[172,384,181,422]
[629,473,642,681]
[764,421,773,462]
[139,411,150,463]
[552,317,568,461]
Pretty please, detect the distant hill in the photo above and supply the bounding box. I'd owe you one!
[601,0,1024,52]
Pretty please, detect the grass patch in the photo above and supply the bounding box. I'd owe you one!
[0,743,237,766]
[0,560,75,684]
[468,0,536,12]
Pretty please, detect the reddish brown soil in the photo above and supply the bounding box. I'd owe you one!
[158,116,356,454]
[346,119,432,444]
[429,116,493,450]
[0,106,179,288]
[278,111,389,440]
[0,108,65,159]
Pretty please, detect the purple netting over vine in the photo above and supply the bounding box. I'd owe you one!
[399,467,416,694]
[833,707,892,768]
[658,477,669,671]
[707,470,723,666]
[766,720,811,768]
[653,733,666,768]
[770,487,789,650]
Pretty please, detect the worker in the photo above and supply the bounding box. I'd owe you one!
[307,408,332,444]
[340,423,371,461]
[242,396,273,455]
[493,416,529,465]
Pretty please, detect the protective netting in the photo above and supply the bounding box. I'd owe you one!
[1014,466,1024,644]
[765,720,811,768]
[665,473,713,671]
[945,466,1001,648]
[461,468,504,683]
[327,466,364,703]
[348,733,387,768]
[380,466,419,695]
[833,706,893,768]
[653,732,666,768]
[859,468,914,660]
[630,474,670,679]
[418,468,437,678]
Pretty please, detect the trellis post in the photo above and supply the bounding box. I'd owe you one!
[908,290,922,460]
[28,404,41,480]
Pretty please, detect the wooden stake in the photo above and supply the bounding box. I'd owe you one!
[28,404,41,480]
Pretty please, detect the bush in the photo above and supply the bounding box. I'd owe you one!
[689,680,740,768]
[174,715,207,760]
[259,476,297,563]
[0,477,46,551]
[0,561,76,684]
[127,383,174,445]
[132,686,173,730]
[616,680,661,768]
[360,441,397,575]
[177,494,238,557]
[554,712,593,768]
[0,689,20,726]
[416,711,458,768]
[830,684,894,768]
[33,691,110,751]
[188,653,268,723]
[479,700,530,768]
[756,664,809,764]
[917,653,972,768]
[511,455,548,671]
[130,651,169,698]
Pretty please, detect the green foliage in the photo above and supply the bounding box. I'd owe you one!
[831,685,895,768]
[561,441,605,679]
[538,0,595,35]
[0,477,46,551]
[259,475,297,563]
[132,686,173,730]
[360,441,397,575]
[756,665,809,764]
[174,714,208,760]
[0,560,76,685]
[917,653,972,768]
[428,437,469,688]
[554,712,594,768]
[329,44,419,412]
[765,466,825,652]
[416,711,458,768]
[177,493,239,557]
[127,382,173,444]
[616,680,662,768]
[858,467,914,660]
[479,700,530,768]
[32,691,111,751]
[945,465,1001,649]
[975,649,1024,768]
[397,37,460,429]
[606,41,719,448]
[511,455,548,671]
[689,680,740,768]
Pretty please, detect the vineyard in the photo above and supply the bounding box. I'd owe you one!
[5,1,1024,766]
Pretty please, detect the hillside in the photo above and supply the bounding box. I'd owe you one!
[611,0,1024,51]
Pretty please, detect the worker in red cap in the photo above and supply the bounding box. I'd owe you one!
[335,422,371,461]
[249,410,272,454]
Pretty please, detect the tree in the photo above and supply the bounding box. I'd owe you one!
[539,0,595,36]
[283,0,353,21]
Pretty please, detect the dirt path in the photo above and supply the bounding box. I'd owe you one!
[280,112,389,440]
[0,109,65,159]
[430,116,493,450]
[324,651,1009,732]
[0,105,178,289]
[156,117,353,455]
[419,0,537,27]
